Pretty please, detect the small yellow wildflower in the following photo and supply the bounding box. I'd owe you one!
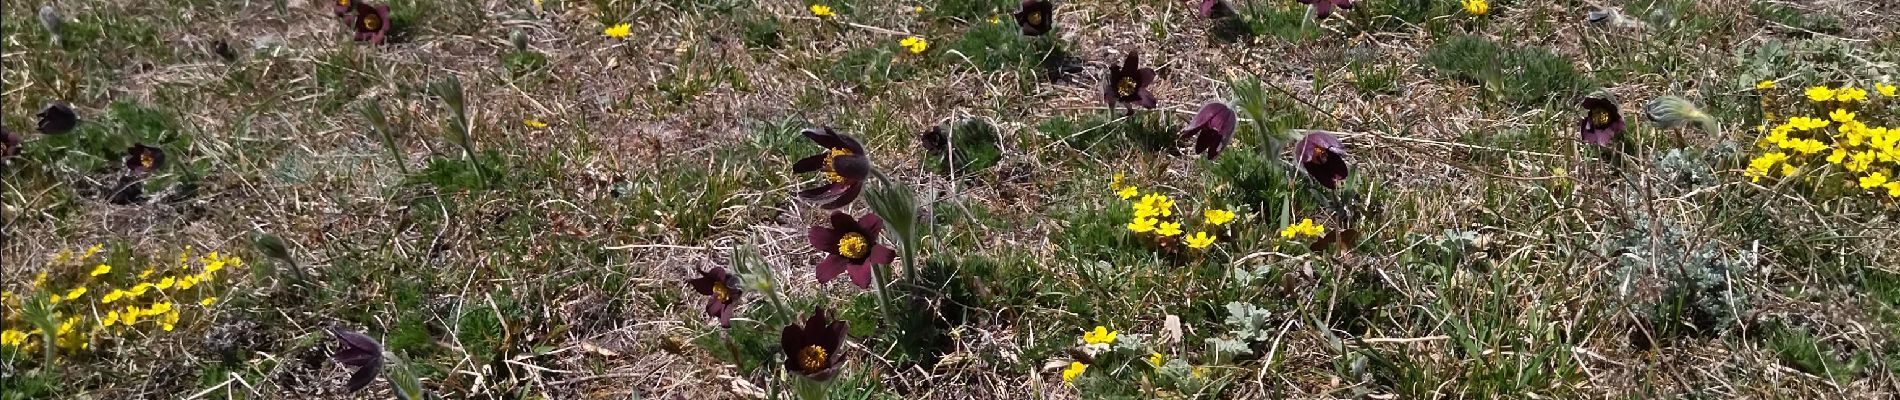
[1756,80,1776,90]
[1780,164,1798,177]
[48,294,61,305]
[1461,0,1488,16]
[1831,109,1856,123]
[898,36,928,54]
[523,118,548,128]
[1783,138,1827,155]
[90,264,112,276]
[810,4,835,18]
[1127,217,1158,233]
[156,276,177,290]
[138,267,156,279]
[147,302,174,316]
[81,243,104,261]
[1082,326,1118,345]
[120,307,140,325]
[1837,87,1869,102]
[1203,209,1236,226]
[0,330,26,347]
[103,311,119,328]
[602,23,632,39]
[1185,232,1216,249]
[32,272,47,288]
[1148,352,1166,367]
[1117,186,1139,199]
[200,297,218,307]
[1156,221,1184,237]
[57,316,80,336]
[1885,182,1900,198]
[161,310,180,332]
[989,14,1001,24]
[1133,202,1159,218]
[1062,361,1087,385]
[176,275,200,290]
[1877,82,1897,97]
[1806,86,1836,102]
[128,283,153,296]
[1828,149,1849,165]
[1861,172,1889,189]
[64,287,87,300]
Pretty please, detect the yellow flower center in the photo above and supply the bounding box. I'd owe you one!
[1116,77,1138,97]
[798,345,828,373]
[823,147,853,183]
[139,153,155,168]
[338,0,349,7]
[1310,146,1329,162]
[1026,11,1043,25]
[837,233,869,259]
[1591,111,1611,126]
[711,281,731,302]
[363,14,381,31]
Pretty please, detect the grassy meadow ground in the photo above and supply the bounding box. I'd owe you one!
[3,0,1899,398]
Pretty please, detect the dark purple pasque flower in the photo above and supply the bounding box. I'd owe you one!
[1014,0,1055,36]
[808,212,896,289]
[37,102,77,135]
[1181,102,1237,159]
[1578,97,1624,147]
[792,127,872,209]
[124,143,165,174]
[1298,0,1355,19]
[1199,0,1232,18]
[1102,52,1157,115]
[327,327,384,393]
[332,0,354,16]
[1295,132,1350,190]
[352,2,390,44]
[684,266,743,327]
[780,307,848,381]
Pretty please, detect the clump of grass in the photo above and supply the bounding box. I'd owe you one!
[922,119,1004,175]
[1425,35,1594,106]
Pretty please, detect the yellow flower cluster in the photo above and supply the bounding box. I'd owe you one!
[1114,173,1237,251]
[1747,84,1900,198]
[898,36,928,54]
[2,245,239,353]
[809,4,835,18]
[1278,218,1326,239]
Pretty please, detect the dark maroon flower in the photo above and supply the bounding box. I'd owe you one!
[685,267,743,327]
[780,307,848,381]
[124,143,165,174]
[808,212,896,289]
[1295,132,1349,190]
[1199,0,1231,18]
[352,2,390,44]
[1181,102,1237,159]
[792,127,872,209]
[1102,52,1157,115]
[1578,97,1624,147]
[327,326,384,393]
[37,102,77,135]
[1297,0,1355,19]
[1014,0,1055,36]
[332,0,354,16]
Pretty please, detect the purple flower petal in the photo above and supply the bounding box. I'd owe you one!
[816,255,848,284]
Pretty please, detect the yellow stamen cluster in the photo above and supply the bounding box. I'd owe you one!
[798,345,829,372]
[837,232,869,259]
